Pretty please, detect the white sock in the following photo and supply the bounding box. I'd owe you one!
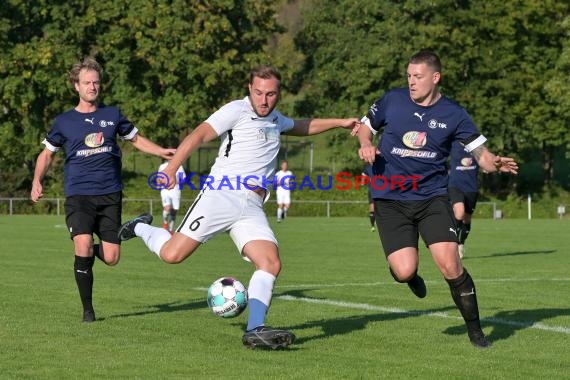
[162,210,170,224]
[277,208,283,219]
[246,270,276,331]
[134,223,171,257]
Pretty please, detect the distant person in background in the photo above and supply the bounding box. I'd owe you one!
[158,161,185,233]
[362,165,376,232]
[30,57,174,323]
[448,140,479,259]
[275,160,293,222]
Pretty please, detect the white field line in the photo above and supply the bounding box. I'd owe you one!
[194,278,570,335]
[276,294,570,335]
[275,278,570,289]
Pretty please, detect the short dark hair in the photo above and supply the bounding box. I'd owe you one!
[250,65,281,86]
[69,57,102,84]
[409,49,442,74]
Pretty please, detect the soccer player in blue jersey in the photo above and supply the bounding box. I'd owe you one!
[30,57,175,323]
[356,50,518,348]
[119,65,360,349]
[448,140,479,259]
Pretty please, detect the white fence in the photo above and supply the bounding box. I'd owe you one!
[0,197,371,218]
[0,197,500,218]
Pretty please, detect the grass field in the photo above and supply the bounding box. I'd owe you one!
[1,216,569,379]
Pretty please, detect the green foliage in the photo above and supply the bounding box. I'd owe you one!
[0,0,280,196]
[293,0,570,190]
[3,0,570,199]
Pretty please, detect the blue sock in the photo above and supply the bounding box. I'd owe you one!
[246,270,276,331]
[246,299,269,331]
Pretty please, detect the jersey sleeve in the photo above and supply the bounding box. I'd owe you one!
[275,111,294,133]
[116,108,138,140]
[205,100,243,136]
[42,118,65,152]
[362,92,388,135]
[454,109,487,153]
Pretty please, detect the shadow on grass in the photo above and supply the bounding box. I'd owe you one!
[276,289,456,345]
[464,249,556,260]
[107,299,207,319]
[443,307,570,343]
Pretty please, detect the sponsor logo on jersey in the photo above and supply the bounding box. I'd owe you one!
[257,128,280,142]
[390,147,437,158]
[84,132,104,148]
[99,120,115,128]
[428,119,447,129]
[454,156,477,171]
[256,129,266,140]
[76,146,112,157]
[414,112,425,121]
[402,131,427,149]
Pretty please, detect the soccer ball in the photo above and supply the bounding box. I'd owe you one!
[207,277,248,318]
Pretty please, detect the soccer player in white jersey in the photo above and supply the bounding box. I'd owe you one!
[119,65,361,349]
[157,161,185,233]
[275,160,293,222]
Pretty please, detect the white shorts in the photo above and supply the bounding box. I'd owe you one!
[178,187,277,257]
[161,189,181,210]
[276,189,291,205]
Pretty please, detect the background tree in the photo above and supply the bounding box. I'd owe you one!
[0,0,280,196]
[292,0,569,194]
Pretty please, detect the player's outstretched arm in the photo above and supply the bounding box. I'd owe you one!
[357,124,378,165]
[471,145,518,174]
[162,122,219,189]
[31,148,55,203]
[130,134,176,160]
[286,118,361,136]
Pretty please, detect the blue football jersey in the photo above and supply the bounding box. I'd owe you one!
[364,88,482,200]
[42,105,138,196]
[448,140,479,193]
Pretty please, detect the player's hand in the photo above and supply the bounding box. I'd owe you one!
[494,155,518,174]
[336,118,362,133]
[160,148,176,161]
[350,121,363,136]
[359,145,380,164]
[161,165,178,190]
[31,182,44,203]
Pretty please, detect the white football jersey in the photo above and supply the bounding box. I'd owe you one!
[275,170,293,189]
[206,97,295,188]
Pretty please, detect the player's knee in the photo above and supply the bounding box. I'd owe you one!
[254,256,281,277]
[389,266,417,282]
[438,261,462,279]
[102,252,120,266]
[159,247,186,264]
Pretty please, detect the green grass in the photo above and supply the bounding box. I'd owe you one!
[1,216,569,379]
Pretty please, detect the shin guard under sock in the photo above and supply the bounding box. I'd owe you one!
[446,269,482,332]
[74,255,95,312]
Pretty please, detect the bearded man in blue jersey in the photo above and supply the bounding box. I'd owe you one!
[31,57,175,323]
[356,50,518,348]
